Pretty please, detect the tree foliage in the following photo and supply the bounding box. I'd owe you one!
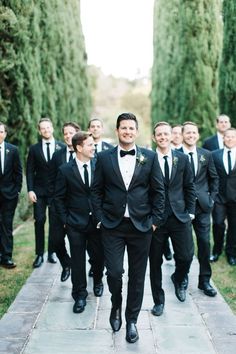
[219,0,236,127]
[0,0,91,161]
[151,0,222,139]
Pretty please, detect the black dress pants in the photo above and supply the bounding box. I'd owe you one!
[149,214,193,305]
[102,218,152,324]
[0,196,18,259]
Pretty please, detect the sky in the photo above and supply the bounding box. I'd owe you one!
[80,0,154,80]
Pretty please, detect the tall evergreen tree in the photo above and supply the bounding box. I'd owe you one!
[152,0,222,139]
[0,1,91,161]
[219,0,236,127]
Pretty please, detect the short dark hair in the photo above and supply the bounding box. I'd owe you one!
[38,117,53,129]
[116,112,138,129]
[0,122,8,133]
[87,118,103,129]
[153,121,171,135]
[182,121,198,132]
[62,122,81,133]
[72,131,92,152]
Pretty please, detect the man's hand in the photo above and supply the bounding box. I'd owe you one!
[28,191,37,203]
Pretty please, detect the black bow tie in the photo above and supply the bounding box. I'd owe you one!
[120,149,135,157]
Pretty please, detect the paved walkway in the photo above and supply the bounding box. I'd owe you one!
[0,253,236,354]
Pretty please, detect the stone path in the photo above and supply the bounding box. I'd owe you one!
[0,254,236,354]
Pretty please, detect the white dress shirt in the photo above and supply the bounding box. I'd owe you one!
[223,147,236,174]
[66,147,75,163]
[42,139,55,161]
[75,157,92,186]
[94,141,102,153]
[0,142,5,173]
[118,145,136,217]
[217,132,224,149]
[156,149,173,178]
[182,146,198,176]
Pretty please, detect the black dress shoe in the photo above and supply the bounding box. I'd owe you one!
[88,267,94,277]
[73,299,86,313]
[198,282,217,297]
[33,255,44,268]
[209,253,219,262]
[227,256,236,266]
[1,258,16,269]
[171,273,186,302]
[110,307,122,332]
[152,304,164,316]
[93,282,104,297]
[126,322,139,343]
[164,249,172,261]
[61,267,70,282]
[47,253,57,264]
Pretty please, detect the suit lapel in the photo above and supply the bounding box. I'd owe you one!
[72,160,84,186]
[169,150,178,183]
[39,141,47,163]
[129,146,144,189]
[196,148,202,178]
[3,142,10,172]
[110,147,126,189]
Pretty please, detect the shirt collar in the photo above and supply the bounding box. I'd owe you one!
[182,146,197,155]
[156,148,172,159]
[118,145,136,154]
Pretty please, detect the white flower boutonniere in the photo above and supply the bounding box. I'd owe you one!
[200,155,206,163]
[55,144,62,151]
[137,153,147,165]
[6,149,10,154]
[173,156,178,166]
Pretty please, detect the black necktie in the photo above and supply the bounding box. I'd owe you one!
[228,150,232,174]
[69,151,74,161]
[163,155,169,184]
[189,152,195,178]
[120,149,135,157]
[94,144,98,154]
[0,146,2,174]
[46,142,51,162]
[83,164,89,188]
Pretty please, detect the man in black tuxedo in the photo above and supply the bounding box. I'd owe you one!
[149,122,195,317]
[211,128,236,266]
[91,113,165,344]
[181,122,218,296]
[26,118,64,268]
[0,122,22,269]
[87,118,113,277]
[48,122,80,282]
[202,114,231,151]
[54,131,104,314]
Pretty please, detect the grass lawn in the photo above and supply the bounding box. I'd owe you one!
[0,220,35,318]
[0,220,235,319]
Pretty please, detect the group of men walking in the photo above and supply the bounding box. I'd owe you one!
[0,112,235,344]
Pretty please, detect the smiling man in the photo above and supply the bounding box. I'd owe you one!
[91,112,165,344]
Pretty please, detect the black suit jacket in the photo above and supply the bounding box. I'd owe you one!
[212,149,236,204]
[0,142,22,199]
[91,146,165,232]
[48,146,68,197]
[179,147,218,213]
[26,140,65,197]
[54,159,95,230]
[202,135,219,151]
[164,150,196,222]
[101,141,113,151]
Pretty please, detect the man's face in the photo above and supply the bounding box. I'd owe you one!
[223,130,236,149]
[77,136,95,160]
[38,121,54,140]
[63,126,78,148]
[88,120,103,140]
[171,126,183,146]
[0,125,7,144]
[216,116,231,134]
[116,119,138,147]
[182,124,199,148]
[153,125,172,151]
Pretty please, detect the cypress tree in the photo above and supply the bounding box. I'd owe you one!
[219,0,236,126]
[0,1,91,161]
[152,0,222,139]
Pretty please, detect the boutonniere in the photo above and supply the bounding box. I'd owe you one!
[200,155,206,163]
[55,144,62,151]
[173,156,178,166]
[6,149,10,154]
[136,153,147,165]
